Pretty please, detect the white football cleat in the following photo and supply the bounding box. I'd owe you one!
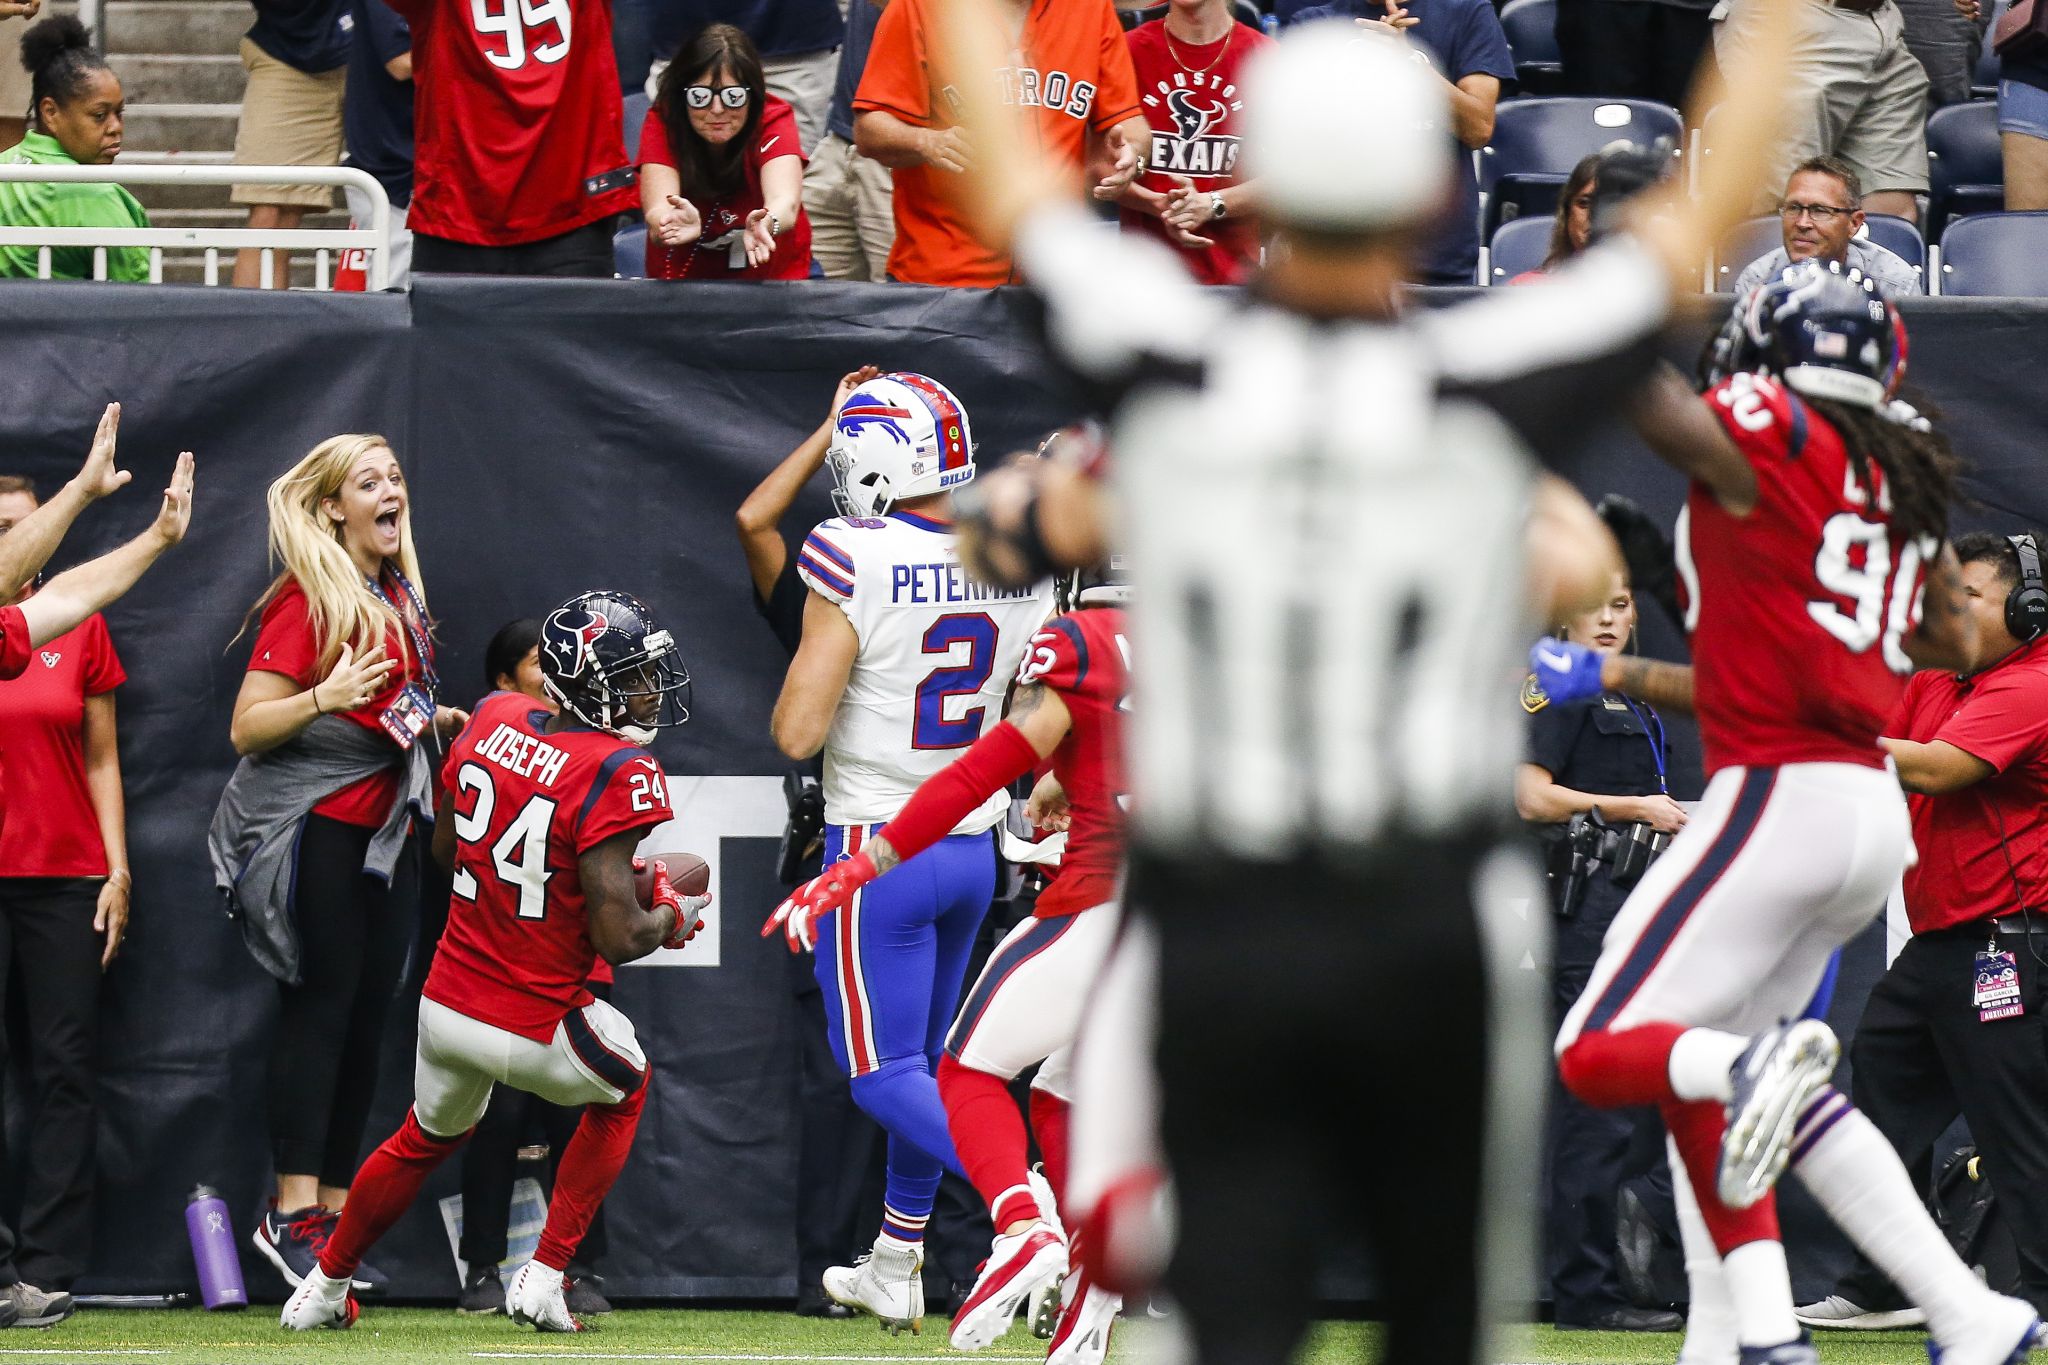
[1719,1020,1840,1209]
[950,1225,1069,1351]
[1028,1276,1064,1339]
[1046,1264,1122,1365]
[823,1237,924,1336]
[279,1269,357,1331]
[1928,1295,2045,1365]
[506,1261,585,1333]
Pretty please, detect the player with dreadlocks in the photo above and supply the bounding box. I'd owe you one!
[1533,259,2042,1365]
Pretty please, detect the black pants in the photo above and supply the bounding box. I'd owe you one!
[458,982,611,1271]
[1138,837,1539,1365]
[1837,926,2048,1316]
[0,878,103,1289]
[412,218,619,279]
[1556,0,1713,110]
[269,815,418,1188]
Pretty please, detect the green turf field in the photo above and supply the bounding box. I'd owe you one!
[0,1309,1940,1365]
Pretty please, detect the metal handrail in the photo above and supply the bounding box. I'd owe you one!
[0,164,393,290]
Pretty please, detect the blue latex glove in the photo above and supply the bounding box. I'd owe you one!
[1530,636,1605,704]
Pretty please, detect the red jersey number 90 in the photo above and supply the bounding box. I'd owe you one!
[473,0,571,70]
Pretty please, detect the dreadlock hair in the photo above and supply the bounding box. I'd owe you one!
[1802,390,1960,550]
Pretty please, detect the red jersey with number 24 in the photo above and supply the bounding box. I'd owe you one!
[1679,373,1934,777]
[1018,605,1128,918]
[425,691,674,1042]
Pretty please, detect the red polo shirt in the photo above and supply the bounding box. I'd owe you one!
[1896,637,2048,934]
[0,612,125,876]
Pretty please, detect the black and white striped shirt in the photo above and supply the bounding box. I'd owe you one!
[1017,209,1672,858]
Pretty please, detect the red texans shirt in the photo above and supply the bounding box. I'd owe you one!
[1893,639,2048,933]
[0,603,28,838]
[0,611,124,876]
[387,0,635,246]
[1121,18,1268,285]
[638,95,813,281]
[1679,373,1931,776]
[1017,605,1128,918]
[426,691,673,1042]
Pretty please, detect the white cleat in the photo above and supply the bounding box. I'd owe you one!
[1028,1276,1064,1339]
[1719,1019,1841,1209]
[279,1269,357,1331]
[1929,1297,2045,1365]
[822,1237,925,1336]
[506,1261,585,1333]
[1046,1268,1122,1365]
[951,1225,1069,1351]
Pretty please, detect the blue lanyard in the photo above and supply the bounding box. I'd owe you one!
[365,564,438,698]
[1617,694,1668,796]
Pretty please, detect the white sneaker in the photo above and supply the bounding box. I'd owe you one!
[1929,1295,2044,1365]
[950,1225,1068,1351]
[822,1237,925,1336]
[1795,1294,1928,1330]
[279,1269,357,1331]
[1046,1265,1122,1365]
[506,1261,584,1333]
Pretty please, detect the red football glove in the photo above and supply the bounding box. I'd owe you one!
[761,850,880,954]
[644,858,711,951]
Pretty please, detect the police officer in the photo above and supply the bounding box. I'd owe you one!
[1518,568,1686,1334]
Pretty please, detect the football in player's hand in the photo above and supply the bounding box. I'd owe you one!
[636,853,711,907]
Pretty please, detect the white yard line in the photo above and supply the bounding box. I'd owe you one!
[470,1355,1049,1362]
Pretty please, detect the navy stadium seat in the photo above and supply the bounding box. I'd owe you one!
[1499,0,1563,94]
[1975,2,2005,99]
[1861,213,1926,272]
[1711,216,1785,292]
[614,223,648,279]
[1486,215,1555,282]
[623,92,652,161]
[1938,211,2048,296]
[1478,97,1683,235]
[1927,101,2004,236]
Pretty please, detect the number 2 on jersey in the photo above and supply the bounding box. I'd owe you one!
[913,613,998,749]
[450,760,558,919]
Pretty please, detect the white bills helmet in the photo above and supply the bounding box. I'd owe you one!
[827,372,977,518]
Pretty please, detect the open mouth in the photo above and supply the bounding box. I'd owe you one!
[375,510,401,536]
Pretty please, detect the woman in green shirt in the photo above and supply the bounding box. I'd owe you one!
[0,17,147,281]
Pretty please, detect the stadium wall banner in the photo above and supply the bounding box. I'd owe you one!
[0,281,2035,1302]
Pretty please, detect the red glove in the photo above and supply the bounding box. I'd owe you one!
[761,850,880,954]
[645,859,711,951]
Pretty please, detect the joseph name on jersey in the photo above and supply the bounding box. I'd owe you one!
[425,691,674,1043]
[798,511,1054,830]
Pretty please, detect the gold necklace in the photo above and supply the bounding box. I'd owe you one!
[1163,17,1234,78]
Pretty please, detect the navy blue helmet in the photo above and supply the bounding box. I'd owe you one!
[1704,259,1907,409]
[538,591,690,744]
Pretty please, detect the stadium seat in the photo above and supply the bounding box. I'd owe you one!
[1928,101,2004,236]
[1479,97,1682,236]
[1711,216,1784,292]
[1499,0,1563,94]
[1120,1,1264,30]
[1486,215,1555,282]
[614,223,648,279]
[1974,2,2005,99]
[1938,211,2048,296]
[1861,213,1926,273]
[623,92,652,160]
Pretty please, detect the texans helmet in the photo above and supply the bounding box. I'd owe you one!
[827,372,976,517]
[538,591,690,745]
[1704,259,1907,409]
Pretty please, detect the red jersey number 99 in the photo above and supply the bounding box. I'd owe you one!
[473,0,571,70]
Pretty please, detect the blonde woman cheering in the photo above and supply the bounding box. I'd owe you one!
[208,434,465,1296]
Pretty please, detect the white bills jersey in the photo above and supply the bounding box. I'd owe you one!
[797,509,1055,830]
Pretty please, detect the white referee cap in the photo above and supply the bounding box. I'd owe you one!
[1240,20,1452,233]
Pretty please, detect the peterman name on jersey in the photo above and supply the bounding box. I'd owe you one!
[425,691,674,1043]
[799,512,1054,830]
[1017,606,1129,918]
[1680,372,1935,776]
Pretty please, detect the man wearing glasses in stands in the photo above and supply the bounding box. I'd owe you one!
[1730,155,1924,296]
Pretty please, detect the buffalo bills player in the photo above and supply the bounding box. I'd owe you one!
[1551,263,2043,1365]
[767,373,1055,1333]
[772,561,1127,1360]
[282,592,707,1334]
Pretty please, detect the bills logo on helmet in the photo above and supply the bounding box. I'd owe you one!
[1145,75,1244,177]
[838,395,915,446]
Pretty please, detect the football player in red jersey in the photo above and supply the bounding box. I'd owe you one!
[282,591,706,1334]
[767,560,1128,1362]
[1549,263,2045,1365]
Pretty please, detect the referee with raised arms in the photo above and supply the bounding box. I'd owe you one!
[931,1,1803,1360]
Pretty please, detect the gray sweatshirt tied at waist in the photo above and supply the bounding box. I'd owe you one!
[207,714,432,985]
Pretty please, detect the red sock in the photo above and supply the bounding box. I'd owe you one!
[1662,1097,1780,1253]
[318,1111,468,1279]
[937,1054,1037,1229]
[1029,1088,1070,1203]
[1557,1022,1689,1109]
[534,1085,645,1272]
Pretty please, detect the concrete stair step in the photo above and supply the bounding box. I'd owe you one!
[102,1,249,57]
[117,53,244,105]
[121,102,241,155]
[123,176,235,211]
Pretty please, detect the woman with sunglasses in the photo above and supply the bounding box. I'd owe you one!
[641,23,812,281]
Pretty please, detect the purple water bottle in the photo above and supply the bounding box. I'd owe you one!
[185,1186,247,1311]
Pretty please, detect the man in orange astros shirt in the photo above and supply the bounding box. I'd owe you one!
[854,0,1149,286]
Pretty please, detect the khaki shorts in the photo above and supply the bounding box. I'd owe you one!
[230,37,346,209]
[0,15,31,128]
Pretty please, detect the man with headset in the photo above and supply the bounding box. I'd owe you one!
[1798,531,2048,1329]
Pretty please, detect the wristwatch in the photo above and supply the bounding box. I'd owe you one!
[1209,192,1227,221]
